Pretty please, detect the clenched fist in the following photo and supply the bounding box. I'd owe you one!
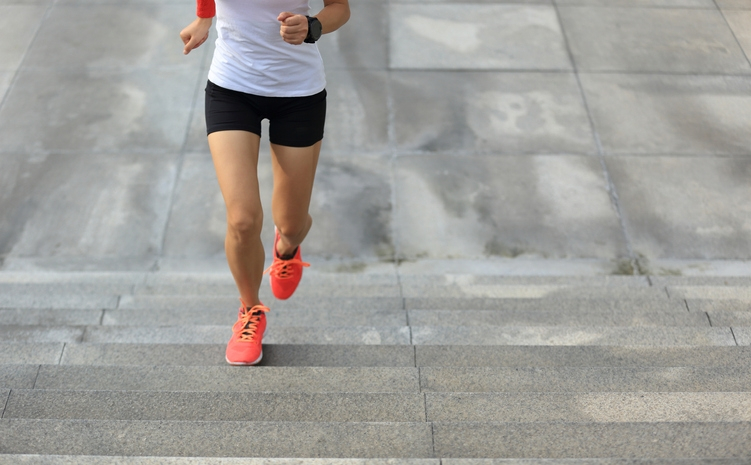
[278,12,309,45]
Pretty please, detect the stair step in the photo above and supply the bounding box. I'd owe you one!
[411,326,735,346]
[29,366,419,392]
[414,346,751,367]
[400,285,666,300]
[118,295,404,311]
[101,307,407,326]
[3,390,425,422]
[57,343,415,367]
[0,342,64,364]
[0,309,103,326]
[0,458,746,465]
[0,420,434,457]
[431,422,751,458]
[424,392,751,422]
[0,365,38,389]
[669,286,751,300]
[0,294,119,310]
[420,366,751,392]
[405,297,675,310]
[407,310,708,327]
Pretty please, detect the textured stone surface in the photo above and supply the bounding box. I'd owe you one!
[391,72,596,154]
[0,343,64,365]
[0,326,84,343]
[0,365,39,389]
[0,420,434,457]
[390,4,570,70]
[5,390,425,422]
[686,299,751,312]
[395,155,623,260]
[402,286,666,299]
[607,157,751,260]
[670,286,751,300]
[0,309,103,326]
[415,346,751,368]
[83,325,410,345]
[411,326,733,346]
[421,367,751,392]
[426,392,751,422]
[580,74,751,155]
[34,366,419,392]
[0,5,48,72]
[432,422,751,458]
[0,293,118,310]
[559,7,750,73]
[406,297,682,312]
[60,343,415,367]
[0,458,441,465]
[733,327,751,345]
[408,309,707,327]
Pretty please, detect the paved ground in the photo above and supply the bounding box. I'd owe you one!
[2,0,751,273]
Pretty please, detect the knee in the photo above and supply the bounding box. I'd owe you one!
[276,216,311,241]
[226,210,263,243]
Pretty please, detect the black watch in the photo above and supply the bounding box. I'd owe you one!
[304,16,322,43]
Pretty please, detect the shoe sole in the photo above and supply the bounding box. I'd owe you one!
[225,351,263,366]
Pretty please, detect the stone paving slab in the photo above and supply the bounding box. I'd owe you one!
[0,326,84,343]
[83,325,411,345]
[0,365,38,389]
[405,297,676,311]
[389,4,570,70]
[390,73,596,154]
[22,4,195,70]
[0,271,146,285]
[0,309,103,326]
[411,326,734,346]
[0,4,47,72]
[0,458,441,465]
[0,343,63,365]
[718,0,751,9]
[607,157,751,260]
[102,308,406,327]
[556,0,715,6]
[669,286,751,300]
[1,388,8,414]
[579,74,751,155]
[414,346,751,368]
[408,310,707,327]
[0,282,135,295]
[651,277,751,287]
[442,460,751,465]
[0,294,118,310]
[59,343,415,367]
[119,295,404,312]
[402,285,666,300]
[558,6,750,73]
[34,366,420,392]
[397,274,650,286]
[687,299,751,312]
[0,420,434,457]
[706,311,751,326]
[732,327,751,345]
[420,366,751,392]
[425,392,751,422]
[432,422,751,458]
[5,390,425,422]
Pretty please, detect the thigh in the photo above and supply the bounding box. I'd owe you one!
[270,141,322,224]
[209,130,263,221]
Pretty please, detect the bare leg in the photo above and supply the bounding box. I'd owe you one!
[270,141,322,257]
[209,130,264,306]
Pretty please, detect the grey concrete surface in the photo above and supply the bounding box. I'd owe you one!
[0,342,63,365]
[406,297,685,312]
[425,392,751,422]
[59,343,415,367]
[420,366,751,392]
[414,346,751,367]
[0,420,434,457]
[431,422,751,458]
[0,458,442,465]
[0,365,38,390]
[1,0,750,268]
[34,366,420,392]
[4,390,425,422]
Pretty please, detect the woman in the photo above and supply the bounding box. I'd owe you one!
[179,0,350,365]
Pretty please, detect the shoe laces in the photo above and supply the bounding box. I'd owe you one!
[235,304,269,342]
[264,256,310,280]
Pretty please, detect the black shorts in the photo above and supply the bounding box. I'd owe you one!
[205,80,326,147]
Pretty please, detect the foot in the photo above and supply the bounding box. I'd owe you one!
[264,227,309,300]
[225,301,270,365]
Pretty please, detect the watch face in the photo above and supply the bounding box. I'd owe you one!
[311,18,322,40]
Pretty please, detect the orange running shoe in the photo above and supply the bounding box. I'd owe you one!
[225,301,269,366]
[264,227,309,300]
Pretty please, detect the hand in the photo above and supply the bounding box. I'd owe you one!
[278,12,308,45]
[180,17,212,55]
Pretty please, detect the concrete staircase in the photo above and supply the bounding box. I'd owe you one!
[1,264,750,463]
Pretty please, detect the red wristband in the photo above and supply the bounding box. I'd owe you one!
[196,0,215,18]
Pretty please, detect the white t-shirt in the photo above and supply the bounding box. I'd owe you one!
[208,0,326,97]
